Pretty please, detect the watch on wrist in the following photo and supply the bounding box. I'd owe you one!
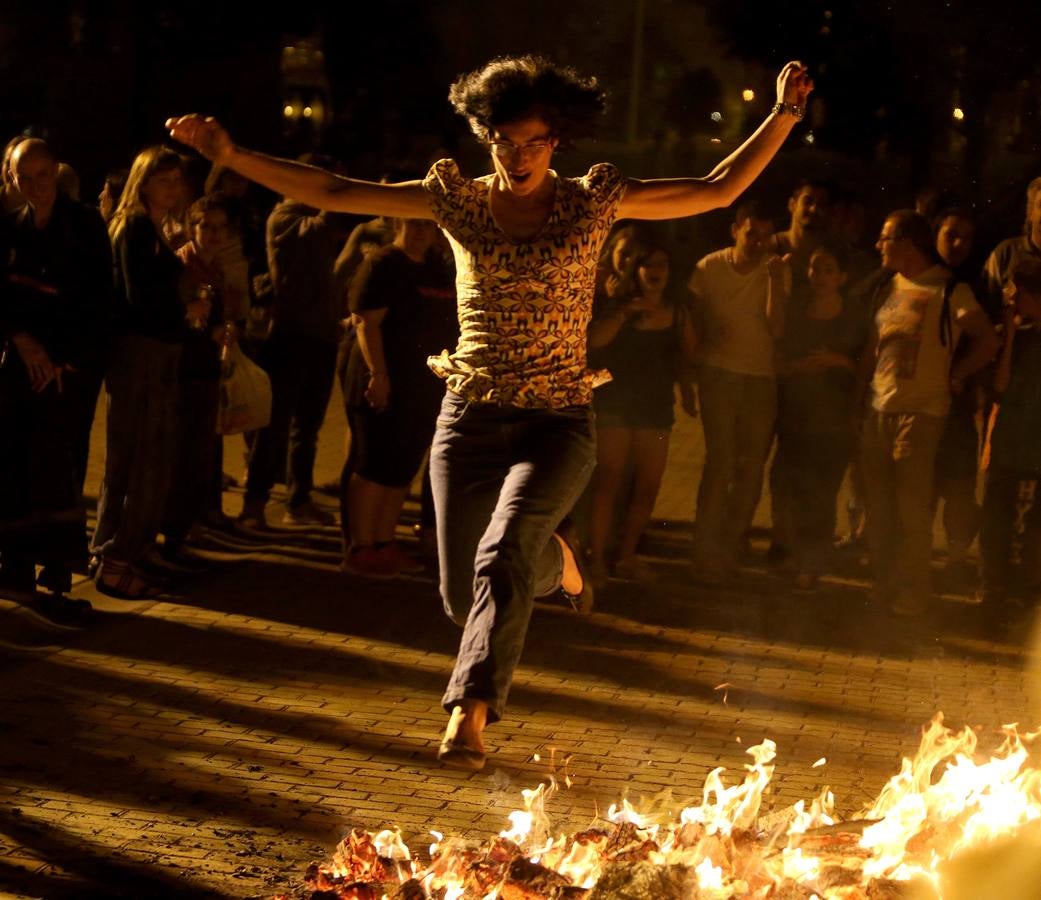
[772,101,806,120]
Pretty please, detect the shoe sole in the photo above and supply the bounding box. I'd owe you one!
[555,521,594,614]
[438,739,486,771]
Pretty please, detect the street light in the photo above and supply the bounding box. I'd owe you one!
[952,107,965,121]
[742,89,755,103]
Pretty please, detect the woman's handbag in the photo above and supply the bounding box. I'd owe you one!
[216,342,272,435]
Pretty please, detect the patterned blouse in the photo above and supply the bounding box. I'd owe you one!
[422,158,628,408]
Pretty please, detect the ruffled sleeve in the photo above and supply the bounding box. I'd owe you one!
[422,159,470,230]
[581,162,627,221]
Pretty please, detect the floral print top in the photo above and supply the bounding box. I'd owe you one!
[422,158,627,408]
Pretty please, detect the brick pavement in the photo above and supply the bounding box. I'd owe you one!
[1,398,1039,899]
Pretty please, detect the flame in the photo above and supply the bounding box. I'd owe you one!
[695,855,725,890]
[607,797,647,827]
[858,714,1041,887]
[306,714,1041,899]
[497,782,553,848]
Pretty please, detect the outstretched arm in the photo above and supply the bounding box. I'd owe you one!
[165,116,433,219]
[617,62,813,220]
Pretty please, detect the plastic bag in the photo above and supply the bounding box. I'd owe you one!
[217,343,272,435]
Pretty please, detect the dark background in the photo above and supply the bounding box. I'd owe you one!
[3,0,1040,253]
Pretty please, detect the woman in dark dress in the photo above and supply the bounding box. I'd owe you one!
[342,217,457,578]
[587,241,697,584]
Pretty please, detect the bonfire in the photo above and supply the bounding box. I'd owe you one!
[284,714,1041,899]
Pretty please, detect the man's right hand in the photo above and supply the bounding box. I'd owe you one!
[165,115,235,165]
[11,332,61,393]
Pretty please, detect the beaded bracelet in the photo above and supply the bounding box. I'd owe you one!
[771,101,806,120]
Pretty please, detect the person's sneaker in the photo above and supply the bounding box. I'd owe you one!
[376,542,425,575]
[341,546,398,579]
[283,501,336,527]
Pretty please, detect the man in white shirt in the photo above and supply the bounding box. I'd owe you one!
[689,200,787,582]
[860,210,998,616]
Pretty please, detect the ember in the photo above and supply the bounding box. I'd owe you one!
[285,715,1041,899]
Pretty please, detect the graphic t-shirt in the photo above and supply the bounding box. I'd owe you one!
[871,265,982,417]
[688,249,774,377]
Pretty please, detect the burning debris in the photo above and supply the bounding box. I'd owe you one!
[282,715,1041,899]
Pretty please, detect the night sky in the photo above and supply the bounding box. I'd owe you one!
[2,0,1039,243]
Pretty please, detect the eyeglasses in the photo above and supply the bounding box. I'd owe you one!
[488,140,554,163]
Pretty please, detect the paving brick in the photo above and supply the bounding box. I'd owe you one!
[0,399,1035,898]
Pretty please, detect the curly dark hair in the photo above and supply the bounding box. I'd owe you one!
[448,55,607,149]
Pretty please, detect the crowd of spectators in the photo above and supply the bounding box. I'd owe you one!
[0,129,1039,628]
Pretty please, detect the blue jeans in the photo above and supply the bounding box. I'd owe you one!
[430,391,596,723]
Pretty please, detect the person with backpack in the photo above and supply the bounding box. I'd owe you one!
[857,210,998,616]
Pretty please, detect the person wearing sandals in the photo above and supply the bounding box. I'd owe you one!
[167,55,813,769]
[587,241,698,585]
[91,147,207,599]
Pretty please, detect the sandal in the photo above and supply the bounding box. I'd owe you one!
[552,519,594,615]
[94,559,162,600]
